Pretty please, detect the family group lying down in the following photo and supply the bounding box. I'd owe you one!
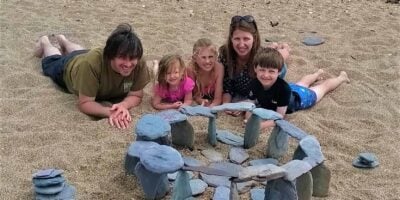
[34,15,350,130]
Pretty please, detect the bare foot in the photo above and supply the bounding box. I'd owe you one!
[33,35,48,58]
[339,71,350,83]
[55,34,67,55]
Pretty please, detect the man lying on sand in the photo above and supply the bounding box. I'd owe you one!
[34,23,150,129]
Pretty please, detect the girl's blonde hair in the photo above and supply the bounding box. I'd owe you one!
[190,38,218,98]
[156,54,186,88]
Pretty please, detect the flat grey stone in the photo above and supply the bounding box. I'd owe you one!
[190,179,208,196]
[275,120,308,140]
[208,117,217,146]
[264,178,298,200]
[34,182,64,195]
[211,102,255,113]
[251,108,283,120]
[281,160,312,181]
[200,173,231,187]
[209,162,243,178]
[249,158,279,166]
[250,188,265,200]
[33,169,64,179]
[179,105,215,118]
[136,114,171,140]
[172,171,192,200]
[140,145,183,173]
[216,130,244,147]
[32,175,65,187]
[229,147,249,164]
[127,141,160,158]
[201,149,223,162]
[238,164,287,180]
[213,186,230,200]
[156,109,187,123]
[35,184,75,200]
[353,152,379,168]
[302,36,325,46]
[183,156,206,167]
[299,135,325,164]
[168,171,194,181]
[236,181,256,194]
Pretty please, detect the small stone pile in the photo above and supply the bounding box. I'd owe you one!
[32,168,76,200]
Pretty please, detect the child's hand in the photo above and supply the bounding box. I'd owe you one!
[200,99,209,107]
[173,101,183,108]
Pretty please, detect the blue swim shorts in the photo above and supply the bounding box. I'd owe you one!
[42,50,88,91]
[288,83,317,111]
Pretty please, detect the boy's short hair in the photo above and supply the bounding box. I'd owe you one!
[103,23,143,62]
[254,47,284,71]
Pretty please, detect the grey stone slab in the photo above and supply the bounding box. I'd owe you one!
[238,164,287,181]
[209,162,243,178]
[200,173,231,187]
[33,169,64,179]
[213,186,230,200]
[249,158,279,166]
[189,179,208,196]
[243,114,261,149]
[211,102,255,113]
[32,175,65,187]
[127,141,160,157]
[250,188,265,200]
[229,182,239,200]
[34,182,65,195]
[201,149,223,162]
[264,178,298,200]
[136,114,171,140]
[281,160,312,181]
[353,152,379,168]
[171,120,194,149]
[296,171,313,200]
[140,145,183,173]
[251,108,283,120]
[216,130,244,147]
[302,36,325,46]
[275,120,308,140]
[35,184,75,200]
[208,117,217,146]
[299,136,325,164]
[179,105,215,118]
[311,163,331,197]
[183,156,206,167]
[172,171,192,200]
[156,109,188,123]
[229,147,249,164]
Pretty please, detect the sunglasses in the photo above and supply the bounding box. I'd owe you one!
[230,15,255,24]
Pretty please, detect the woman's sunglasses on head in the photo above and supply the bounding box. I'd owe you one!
[230,15,255,25]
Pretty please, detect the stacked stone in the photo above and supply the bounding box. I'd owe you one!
[124,141,160,175]
[135,114,171,145]
[134,145,184,199]
[156,109,194,149]
[32,169,75,200]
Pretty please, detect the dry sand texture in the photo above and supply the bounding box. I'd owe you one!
[1,0,399,199]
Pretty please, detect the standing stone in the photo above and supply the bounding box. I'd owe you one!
[296,171,313,200]
[250,188,265,200]
[171,120,195,149]
[172,170,192,200]
[125,141,160,175]
[243,114,261,149]
[266,126,289,159]
[208,117,217,146]
[134,163,169,199]
[264,178,298,200]
[311,163,331,197]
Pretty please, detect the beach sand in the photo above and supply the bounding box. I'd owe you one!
[1,0,399,199]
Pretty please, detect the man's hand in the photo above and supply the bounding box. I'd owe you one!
[108,104,132,129]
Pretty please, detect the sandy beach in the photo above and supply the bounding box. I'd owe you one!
[1,0,399,199]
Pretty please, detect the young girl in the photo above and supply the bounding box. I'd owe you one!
[151,54,194,110]
[188,38,224,107]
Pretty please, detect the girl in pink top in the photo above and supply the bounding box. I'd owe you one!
[151,54,194,110]
[188,38,224,107]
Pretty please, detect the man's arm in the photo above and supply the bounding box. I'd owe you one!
[78,93,111,117]
[117,90,144,109]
